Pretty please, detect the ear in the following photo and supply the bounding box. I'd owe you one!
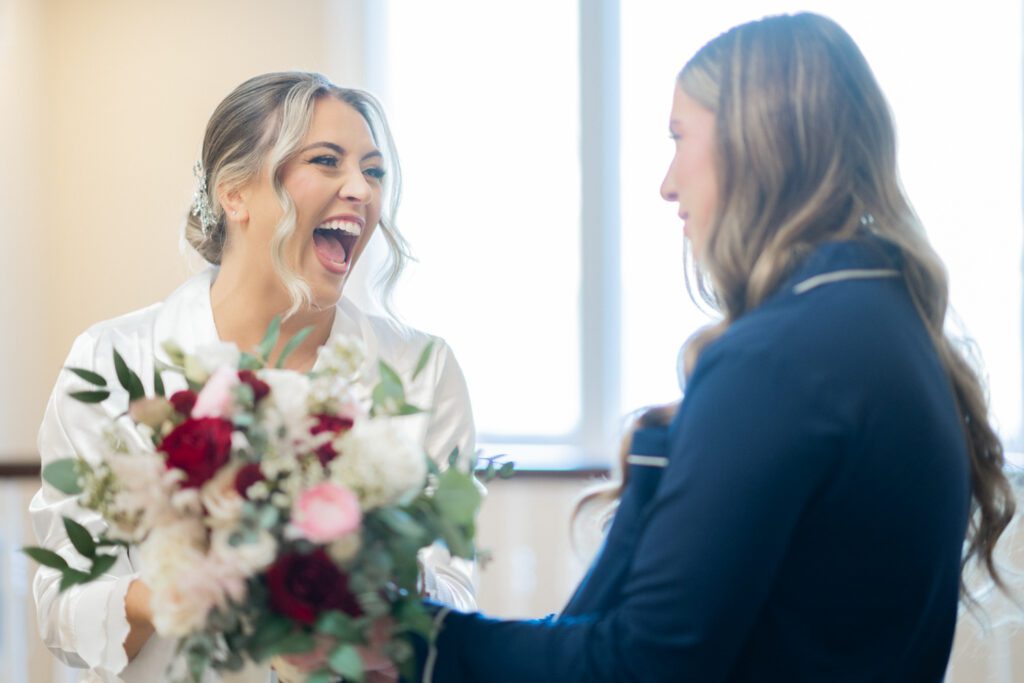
[217,185,250,225]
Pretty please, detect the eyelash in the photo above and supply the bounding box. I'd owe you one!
[310,156,386,179]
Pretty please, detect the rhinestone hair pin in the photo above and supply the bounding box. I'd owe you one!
[191,160,217,236]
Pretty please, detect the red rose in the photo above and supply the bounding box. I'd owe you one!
[169,389,198,417]
[238,370,270,404]
[161,417,233,488]
[266,549,362,624]
[310,414,354,465]
[234,462,265,498]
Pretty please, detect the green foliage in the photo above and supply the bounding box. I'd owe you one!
[69,390,110,404]
[112,348,145,401]
[154,368,166,397]
[413,339,435,381]
[42,458,82,494]
[257,316,281,363]
[329,643,365,682]
[63,517,96,558]
[22,547,69,571]
[276,325,315,368]
[434,468,482,527]
[65,367,107,387]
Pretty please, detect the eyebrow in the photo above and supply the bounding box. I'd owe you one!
[299,141,383,161]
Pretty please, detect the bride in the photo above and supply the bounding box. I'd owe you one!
[30,71,477,682]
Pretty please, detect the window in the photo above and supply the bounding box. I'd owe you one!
[356,1,1023,468]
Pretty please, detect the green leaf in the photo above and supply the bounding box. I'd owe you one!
[239,352,264,371]
[447,447,460,469]
[257,316,282,362]
[396,403,425,416]
[371,360,406,416]
[434,468,482,527]
[153,368,166,397]
[89,553,118,577]
[328,643,365,682]
[22,547,70,571]
[69,390,110,404]
[498,462,516,479]
[375,507,425,539]
[112,349,145,401]
[258,505,280,530]
[306,671,336,683]
[262,631,315,658]
[413,339,436,381]
[65,367,107,387]
[59,568,92,591]
[63,517,96,559]
[247,613,293,660]
[316,611,363,641]
[276,325,315,369]
[42,459,82,494]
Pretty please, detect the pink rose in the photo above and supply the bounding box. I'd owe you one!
[192,366,240,419]
[292,482,362,544]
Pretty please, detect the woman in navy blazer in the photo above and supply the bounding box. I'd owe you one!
[415,13,1017,682]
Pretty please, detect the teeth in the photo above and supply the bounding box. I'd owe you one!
[316,219,361,235]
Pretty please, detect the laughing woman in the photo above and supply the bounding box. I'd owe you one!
[416,13,1017,683]
[30,72,476,681]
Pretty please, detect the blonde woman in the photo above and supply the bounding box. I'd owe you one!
[418,13,1016,682]
[30,72,476,682]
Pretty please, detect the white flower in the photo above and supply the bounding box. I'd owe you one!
[211,528,277,576]
[184,341,241,385]
[140,520,246,637]
[329,418,428,509]
[316,334,367,381]
[200,463,244,529]
[259,369,313,435]
[103,452,178,541]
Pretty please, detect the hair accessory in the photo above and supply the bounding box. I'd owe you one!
[191,160,217,236]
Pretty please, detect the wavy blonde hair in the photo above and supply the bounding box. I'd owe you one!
[678,12,1015,595]
[184,71,411,318]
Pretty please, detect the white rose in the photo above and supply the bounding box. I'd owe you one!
[211,528,277,575]
[330,418,428,509]
[185,341,241,384]
[316,334,367,381]
[259,369,313,433]
[201,463,244,529]
[104,452,176,541]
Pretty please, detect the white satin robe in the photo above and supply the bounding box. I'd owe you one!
[29,269,478,682]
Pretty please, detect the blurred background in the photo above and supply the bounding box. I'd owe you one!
[1,0,1022,680]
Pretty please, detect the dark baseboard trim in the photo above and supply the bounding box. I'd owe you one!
[0,460,39,479]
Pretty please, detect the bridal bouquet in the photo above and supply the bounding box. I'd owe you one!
[25,320,504,682]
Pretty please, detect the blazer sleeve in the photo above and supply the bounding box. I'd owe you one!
[417,338,481,613]
[29,332,139,681]
[424,344,842,683]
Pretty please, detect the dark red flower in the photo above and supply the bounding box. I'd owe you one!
[265,549,362,624]
[160,417,233,488]
[169,390,198,417]
[234,462,265,498]
[310,414,354,465]
[238,370,270,404]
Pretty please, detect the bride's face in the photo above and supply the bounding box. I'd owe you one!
[237,96,384,308]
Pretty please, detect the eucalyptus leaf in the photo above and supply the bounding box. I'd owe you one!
[22,547,70,571]
[69,390,110,404]
[42,459,82,494]
[498,462,516,479]
[59,568,91,591]
[276,325,314,368]
[63,517,96,559]
[447,447,460,469]
[412,339,435,381]
[396,403,425,416]
[261,631,315,658]
[239,352,264,371]
[316,610,362,641]
[306,671,335,683]
[375,508,425,539]
[111,350,145,401]
[65,367,107,387]
[89,553,118,577]
[328,643,365,682]
[247,613,293,659]
[257,316,282,362]
[153,368,166,397]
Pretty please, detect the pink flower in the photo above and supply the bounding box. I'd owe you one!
[291,482,362,544]
[192,366,240,419]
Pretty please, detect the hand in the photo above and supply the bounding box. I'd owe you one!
[124,579,155,660]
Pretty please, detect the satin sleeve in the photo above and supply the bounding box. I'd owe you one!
[29,331,139,681]
[416,338,482,612]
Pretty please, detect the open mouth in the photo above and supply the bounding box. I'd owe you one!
[313,219,361,274]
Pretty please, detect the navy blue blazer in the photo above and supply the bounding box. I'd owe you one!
[422,238,971,682]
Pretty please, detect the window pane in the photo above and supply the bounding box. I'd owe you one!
[381,0,581,438]
[620,2,1023,452]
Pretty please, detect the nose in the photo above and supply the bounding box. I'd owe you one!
[660,160,677,202]
[338,167,372,204]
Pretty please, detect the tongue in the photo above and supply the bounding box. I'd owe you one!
[313,231,347,264]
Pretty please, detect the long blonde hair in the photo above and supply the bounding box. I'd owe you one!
[184,71,411,317]
[679,12,1014,594]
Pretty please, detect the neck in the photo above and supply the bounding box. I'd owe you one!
[210,260,336,373]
